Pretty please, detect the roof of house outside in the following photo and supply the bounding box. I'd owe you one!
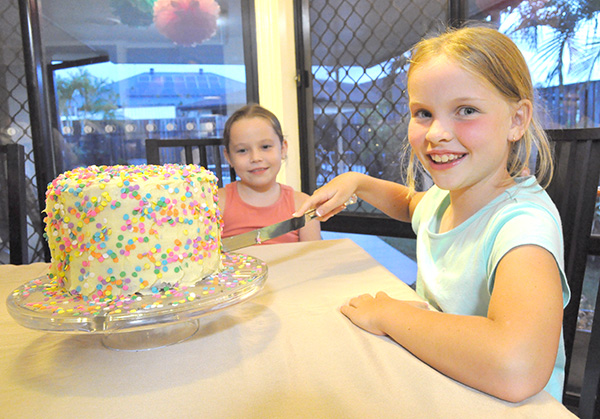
[111,69,247,111]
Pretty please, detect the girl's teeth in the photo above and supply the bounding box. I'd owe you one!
[431,154,461,163]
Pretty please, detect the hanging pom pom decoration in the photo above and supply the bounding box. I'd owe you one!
[153,0,220,46]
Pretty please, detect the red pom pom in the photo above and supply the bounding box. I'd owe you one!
[154,0,220,46]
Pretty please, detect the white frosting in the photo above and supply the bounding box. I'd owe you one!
[44,164,222,299]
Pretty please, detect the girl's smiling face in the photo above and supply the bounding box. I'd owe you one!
[225,116,287,191]
[407,55,523,198]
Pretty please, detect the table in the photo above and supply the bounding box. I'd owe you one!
[0,239,575,418]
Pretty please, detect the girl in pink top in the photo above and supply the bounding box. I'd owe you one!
[218,104,321,244]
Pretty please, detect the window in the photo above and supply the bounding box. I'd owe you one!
[298,0,445,238]
[43,0,258,172]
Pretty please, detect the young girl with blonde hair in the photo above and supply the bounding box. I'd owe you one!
[296,26,569,402]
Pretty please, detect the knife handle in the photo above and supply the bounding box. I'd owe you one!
[305,194,358,221]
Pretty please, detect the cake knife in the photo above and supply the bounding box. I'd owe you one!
[221,194,357,252]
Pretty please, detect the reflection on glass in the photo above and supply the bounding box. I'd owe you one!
[41,0,250,172]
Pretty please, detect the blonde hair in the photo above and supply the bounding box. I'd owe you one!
[405,25,553,190]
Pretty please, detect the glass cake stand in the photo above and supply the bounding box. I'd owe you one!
[6,252,267,351]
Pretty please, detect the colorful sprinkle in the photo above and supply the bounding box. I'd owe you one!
[9,254,266,318]
[43,164,222,298]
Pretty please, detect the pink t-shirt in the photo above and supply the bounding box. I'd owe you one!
[221,182,299,244]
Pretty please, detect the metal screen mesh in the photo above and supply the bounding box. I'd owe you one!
[309,0,445,212]
[0,0,46,263]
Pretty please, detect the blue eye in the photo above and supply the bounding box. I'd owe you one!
[413,109,431,118]
[459,107,478,116]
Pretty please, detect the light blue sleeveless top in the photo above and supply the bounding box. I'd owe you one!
[412,176,570,401]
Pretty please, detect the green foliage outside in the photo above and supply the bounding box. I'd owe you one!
[55,68,119,123]
[508,0,600,86]
[55,69,120,167]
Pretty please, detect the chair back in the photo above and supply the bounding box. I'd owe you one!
[145,138,235,188]
[581,286,600,418]
[0,143,28,264]
[544,128,600,410]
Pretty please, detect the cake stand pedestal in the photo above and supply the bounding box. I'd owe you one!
[6,252,267,351]
[101,320,200,350]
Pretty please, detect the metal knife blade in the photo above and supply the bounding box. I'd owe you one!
[221,194,357,252]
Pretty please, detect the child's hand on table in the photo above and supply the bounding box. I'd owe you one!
[341,292,430,336]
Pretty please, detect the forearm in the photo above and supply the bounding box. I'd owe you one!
[377,302,556,402]
[294,172,416,222]
[349,173,413,222]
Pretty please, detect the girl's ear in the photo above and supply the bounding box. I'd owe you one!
[224,148,232,165]
[510,99,533,141]
[281,139,289,160]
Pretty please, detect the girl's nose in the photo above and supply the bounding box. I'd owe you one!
[425,119,452,144]
[249,149,262,162]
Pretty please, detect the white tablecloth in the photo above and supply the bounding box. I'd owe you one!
[0,239,574,418]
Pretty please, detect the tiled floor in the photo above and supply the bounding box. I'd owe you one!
[322,231,417,286]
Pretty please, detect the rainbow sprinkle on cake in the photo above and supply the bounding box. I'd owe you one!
[44,164,222,300]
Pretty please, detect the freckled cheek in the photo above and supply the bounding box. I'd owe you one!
[408,124,426,149]
[407,132,429,167]
[453,122,488,146]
